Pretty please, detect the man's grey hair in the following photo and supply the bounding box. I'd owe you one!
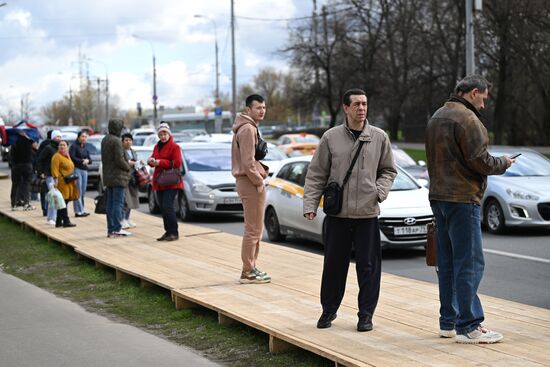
[454,75,491,94]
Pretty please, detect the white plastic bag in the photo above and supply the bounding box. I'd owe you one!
[46,188,66,210]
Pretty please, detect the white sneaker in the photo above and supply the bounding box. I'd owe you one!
[439,329,457,338]
[117,229,132,236]
[455,326,503,344]
[126,220,137,228]
[47,219,56,226]
[121,220,130,229]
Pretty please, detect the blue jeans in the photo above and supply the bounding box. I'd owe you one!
[106,186,125,234]
[73,168,88,214]
[430,201,485,335]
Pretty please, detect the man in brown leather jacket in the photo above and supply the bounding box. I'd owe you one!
[231,94,271,284]
[425,75,514,344]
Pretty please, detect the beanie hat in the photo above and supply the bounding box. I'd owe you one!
[51,130,62,140]
[157,122,171,136]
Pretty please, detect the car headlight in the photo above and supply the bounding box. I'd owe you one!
[192,183,212,194]
[505,188,539,201]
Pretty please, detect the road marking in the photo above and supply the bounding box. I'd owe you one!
[483,249,550,264]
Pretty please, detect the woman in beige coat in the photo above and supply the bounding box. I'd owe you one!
[51,140,79,228]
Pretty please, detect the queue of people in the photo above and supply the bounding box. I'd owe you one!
[7,76,513,346]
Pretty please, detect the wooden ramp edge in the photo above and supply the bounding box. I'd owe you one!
[0,179,549,367]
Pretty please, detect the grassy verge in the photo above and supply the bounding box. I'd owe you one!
[403,148,427,162]
[0,216,331,367]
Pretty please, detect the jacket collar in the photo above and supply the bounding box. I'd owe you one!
[344,118,372,142]
[448,94,482,119]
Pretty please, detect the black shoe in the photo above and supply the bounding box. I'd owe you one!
[157,233,169,241]
[63,222,76,228]
[75,212,90,218]
[357,315,373,332]
[317,312,337,329]
[55,219,63,228]
[164,234,179,241]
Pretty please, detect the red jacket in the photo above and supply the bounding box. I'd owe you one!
[150,137,184,191]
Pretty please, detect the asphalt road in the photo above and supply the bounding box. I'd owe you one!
[133,201,550,309]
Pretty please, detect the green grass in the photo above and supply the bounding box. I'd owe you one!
[0,216,332,367]
[403,148,427,163]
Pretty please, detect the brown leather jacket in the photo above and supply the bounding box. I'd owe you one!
[425,96,508,205]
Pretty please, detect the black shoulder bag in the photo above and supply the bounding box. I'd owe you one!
[254,129,268,161]
[322,141,365,215]
[237,128,268,161]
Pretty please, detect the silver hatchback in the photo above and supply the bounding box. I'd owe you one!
[148,143,242,221]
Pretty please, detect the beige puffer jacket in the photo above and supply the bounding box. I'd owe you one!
[303,120,397,219]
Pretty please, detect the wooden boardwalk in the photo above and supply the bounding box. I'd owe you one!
[1,178,549,366]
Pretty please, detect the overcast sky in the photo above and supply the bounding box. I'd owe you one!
[0,0,323,123]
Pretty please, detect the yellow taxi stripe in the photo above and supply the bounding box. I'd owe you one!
[267,178,324,207]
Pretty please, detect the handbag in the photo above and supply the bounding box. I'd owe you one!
[155,162,182,187]
[322,141,365,215]
[134,166,151,188]
[94,194,106,214]
[63,172,79,184]
[31,176,48,193]
[426,221,437,266]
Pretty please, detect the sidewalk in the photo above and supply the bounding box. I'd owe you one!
[0,271,221,367]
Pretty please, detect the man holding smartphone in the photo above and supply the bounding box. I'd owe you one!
[425,75,514,344]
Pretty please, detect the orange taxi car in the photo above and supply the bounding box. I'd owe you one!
[276,133,319,156]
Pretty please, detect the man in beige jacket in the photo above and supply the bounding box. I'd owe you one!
[304,89,397,331]
[231,94,271,284]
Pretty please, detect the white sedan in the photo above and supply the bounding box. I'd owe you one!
[264,156,434,249]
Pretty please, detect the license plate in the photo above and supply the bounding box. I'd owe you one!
[224,197,242,204]
[394,225,427,236]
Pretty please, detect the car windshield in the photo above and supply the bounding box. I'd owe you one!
[491,151,550,177]
[391,167,420,191]
[85,141,101,154]
[184,148,231,171]
[263,147,287,161]
[133,136,149,146]
[392,149,417,167]
[293,135,319,143]
[135,149,153,162]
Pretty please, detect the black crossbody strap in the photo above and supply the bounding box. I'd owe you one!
[341,141,365,187]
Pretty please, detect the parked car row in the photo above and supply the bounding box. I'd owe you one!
[98,127,550,242]
[263,155,434,249]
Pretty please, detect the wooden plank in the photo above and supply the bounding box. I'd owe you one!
[174,295,199,310]
[0,178,548,367]
[269,334,295,354]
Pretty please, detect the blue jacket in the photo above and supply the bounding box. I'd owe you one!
[69,141,92,170]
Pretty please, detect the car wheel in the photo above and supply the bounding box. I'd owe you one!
[484,199,506,234]
[178,192,194,222]
[265,207,286,242]
[148,188,161,214]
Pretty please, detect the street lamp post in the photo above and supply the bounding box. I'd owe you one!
[133,34,158,126]
[86,58,110,130]
[194,14,220,100]
[231,0,237,121]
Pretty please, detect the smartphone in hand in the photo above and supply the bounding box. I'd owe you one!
[509,153,522,159]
